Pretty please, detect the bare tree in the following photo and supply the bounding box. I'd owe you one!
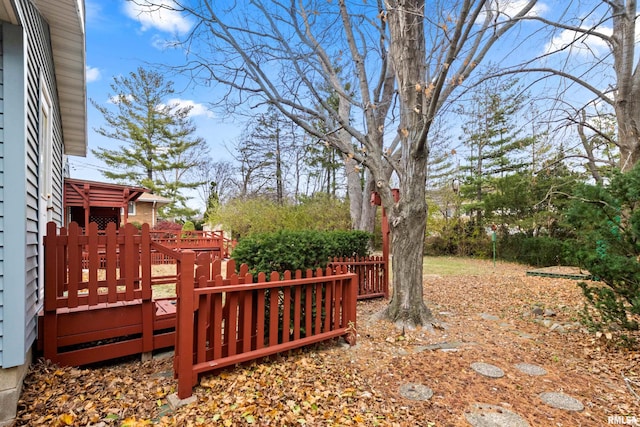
[130,0,538,326]
[503,0,639,171]
[193,158,235,207]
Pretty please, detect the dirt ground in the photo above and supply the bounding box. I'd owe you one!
[16,258,640,426]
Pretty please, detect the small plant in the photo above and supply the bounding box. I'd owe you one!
[345,321,357,346]
[181,220,195,238]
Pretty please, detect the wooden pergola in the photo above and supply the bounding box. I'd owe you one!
[64,178,149,229]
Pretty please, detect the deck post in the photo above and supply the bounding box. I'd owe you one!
[140,223,154,357]
[176,250,196,400]
[43,222,59,362]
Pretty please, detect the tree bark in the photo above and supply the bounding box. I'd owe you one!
[381,0,433,327]
[611,0,640,171]
[383,157,433,326]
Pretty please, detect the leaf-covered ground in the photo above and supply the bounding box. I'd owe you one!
[16,258,640,426]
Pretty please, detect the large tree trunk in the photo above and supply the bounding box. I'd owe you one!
[380,0,433,327]
[382,149,433,327]
[611,0,640,172]
[344,156,364,229]
[358,176,377,233]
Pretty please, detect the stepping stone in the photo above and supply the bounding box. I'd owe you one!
[539,392,584,411]
[151,370,173,379]
[515,363,547,376]
[514,331,535,339]
[415,341,463,352]
[465,403,530,427]
[398,383,433,401]
[471,362,505,378]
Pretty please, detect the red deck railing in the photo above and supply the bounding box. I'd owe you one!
[173,255,358,399]
[41,221,181,366]
[149,229,235,258]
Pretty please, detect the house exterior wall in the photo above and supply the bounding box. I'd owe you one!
[0,0,65,424]
[129,201,157,227]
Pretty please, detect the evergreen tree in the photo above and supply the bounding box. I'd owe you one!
[306,86,347,196]
[91,67,208,219]
[458,78,536,226]
[566,165,640,332]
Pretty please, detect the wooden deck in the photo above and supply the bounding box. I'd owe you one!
[39,221,182,366]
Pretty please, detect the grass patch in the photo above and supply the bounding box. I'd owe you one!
[423,256,495,276]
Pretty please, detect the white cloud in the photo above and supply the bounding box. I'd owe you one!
[498,0,549,19]
[85,0,102,24]
[544,26,612,56]
[480,1,549,22]
[151,34,181,50]
[108,94,134,104]
[86,66,101,83]
[123,0,192,35]
[166,98,215,118]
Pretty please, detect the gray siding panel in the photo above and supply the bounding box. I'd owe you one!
[0,23,3,367]
[22,0,64,355]
[1,0,64,368]
[2,21,27,369]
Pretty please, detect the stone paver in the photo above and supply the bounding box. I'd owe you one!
[398,383,433,401]
[515,363,547,376]
[471,362,505,378]
[464,403,530,427]
[539,392,584,411]
[415,341,464,352]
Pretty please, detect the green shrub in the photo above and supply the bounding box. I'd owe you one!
[232,229,371,278]
[565,166,640,332]
[424,222,491,257]
[210,194,352,239]
[496,234,578,267]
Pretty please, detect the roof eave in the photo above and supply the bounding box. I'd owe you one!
[34,0,87,157]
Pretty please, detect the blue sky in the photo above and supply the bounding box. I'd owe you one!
[68,0,238,182]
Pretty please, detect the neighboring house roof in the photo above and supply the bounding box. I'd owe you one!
[0,0,87,156]
[137,192,172,205]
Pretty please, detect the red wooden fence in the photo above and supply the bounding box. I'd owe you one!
[40,222,360,399]
[41,221,181,366]
[174,255,358,399]
[328,256,388,299]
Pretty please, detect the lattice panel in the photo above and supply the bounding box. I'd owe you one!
[89,215,117,230]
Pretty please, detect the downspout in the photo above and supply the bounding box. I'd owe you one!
[152,200,157,227]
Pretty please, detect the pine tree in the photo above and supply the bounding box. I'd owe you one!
[91,67,208,219]
[458,78,536,226]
